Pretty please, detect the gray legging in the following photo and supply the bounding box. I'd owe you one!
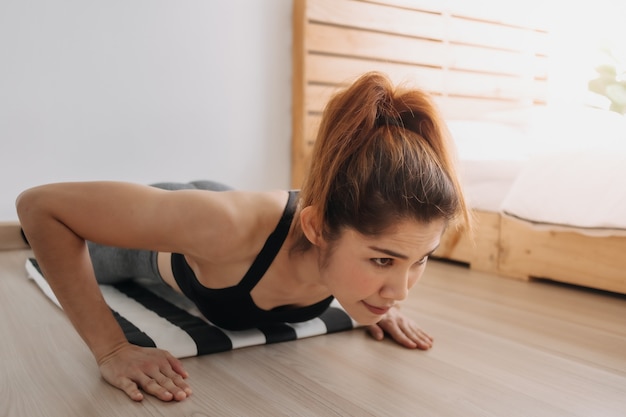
[88,180,233,284]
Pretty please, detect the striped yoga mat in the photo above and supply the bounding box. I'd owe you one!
[25,258,358,358]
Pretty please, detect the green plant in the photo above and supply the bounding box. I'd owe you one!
[588,46,626,114]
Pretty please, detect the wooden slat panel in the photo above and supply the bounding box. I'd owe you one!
[305,84,340,115]
[305,81,546,115]
[308,0,446,40]
[448,4,552,31]
[291,0,308,187]
[309,0,549,56]
[365,0,552,30]
[449,16,549,56]
[304,114,322,145]
[304,56,547,111]
[361,0,443,16]
[308,24,548,78]
[448,43,548,78]
[302,94,523,121]
[291,114,322,187]
[445,70,548,102]
[307,23,447,69]
[306,54,445,92]
[433,96,536,120]
[306,87,542,121]
[293,0,552,187]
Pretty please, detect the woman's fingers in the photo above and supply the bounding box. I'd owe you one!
[98,345,192,402]
[166,354,190,379]
[161,368,193,399]
[117,378,144,402]
[372,308,435,350]
[142,365,194,402]
[395,320,433,350]
[407,326,434,350]
[366,323,385,341]
[134,372,188,402]
[140,376,175,401]
[390,322,419,349]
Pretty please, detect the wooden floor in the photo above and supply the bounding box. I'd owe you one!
[1,249,625,417]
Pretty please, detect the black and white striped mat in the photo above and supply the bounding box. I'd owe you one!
[25,258,358,358]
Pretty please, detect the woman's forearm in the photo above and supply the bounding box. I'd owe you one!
[17,188,129,362]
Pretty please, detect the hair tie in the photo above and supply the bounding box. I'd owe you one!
[375,114,404,128]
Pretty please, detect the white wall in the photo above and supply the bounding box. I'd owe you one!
[0,0,293,221]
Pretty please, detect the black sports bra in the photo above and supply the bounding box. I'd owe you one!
[171,191,334,330]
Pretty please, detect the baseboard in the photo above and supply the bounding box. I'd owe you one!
[0,221,30,251]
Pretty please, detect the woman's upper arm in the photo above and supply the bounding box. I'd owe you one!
[16,181,237,257]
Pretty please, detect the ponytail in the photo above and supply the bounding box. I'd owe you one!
[292,72,470,251]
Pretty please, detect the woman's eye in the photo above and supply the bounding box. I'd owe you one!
[372,258,393,267]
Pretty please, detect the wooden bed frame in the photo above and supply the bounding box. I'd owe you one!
[292,0,626,295]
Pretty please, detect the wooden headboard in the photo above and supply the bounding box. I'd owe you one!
[291,0,550,187]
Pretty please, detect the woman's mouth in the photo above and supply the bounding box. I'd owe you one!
[362,301,390,316]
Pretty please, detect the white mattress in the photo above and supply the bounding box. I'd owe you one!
[449,108,626,236]
[501,150,626,236]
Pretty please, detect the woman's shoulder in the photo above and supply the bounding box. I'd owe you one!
[184,189,291,262]
[229,189,291,241]
[221,189,290,226]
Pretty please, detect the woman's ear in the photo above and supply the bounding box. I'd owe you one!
[300,206,323,246]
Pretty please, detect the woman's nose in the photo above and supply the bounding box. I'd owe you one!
[380,271,411,301]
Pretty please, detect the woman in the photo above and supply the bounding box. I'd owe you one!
[16,72,469,402]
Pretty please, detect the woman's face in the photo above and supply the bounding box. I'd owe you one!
[320,218,445,325]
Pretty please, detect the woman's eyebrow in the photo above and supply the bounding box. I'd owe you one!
[368,244,440,260]
[368,246,409,259]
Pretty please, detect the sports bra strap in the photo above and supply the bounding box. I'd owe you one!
[238,190,298,291]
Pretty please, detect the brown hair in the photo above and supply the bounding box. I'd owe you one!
[292,72,469,251]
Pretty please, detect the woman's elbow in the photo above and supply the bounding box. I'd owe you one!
[16,185,50,226]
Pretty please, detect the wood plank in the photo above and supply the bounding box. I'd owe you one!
[361,0,444,16]
[305,77,546,115]
[306,54,446,93]
[309,0,550,56]
[365,0,552,30]
[304,56,547,109]
[498,215,626,294]
[434,96,537,120]
[308,0,446,40]
[448,42,549,78]
[308,23,548,78]
[307,23,448,69]
[291,0,308,188]
[292,114,322,187]
[449,16,549,55]
[446,70,548,102]
[304,84,342,115]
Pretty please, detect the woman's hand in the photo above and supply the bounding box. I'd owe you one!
[98,343,193,402]
[366,306,433,350]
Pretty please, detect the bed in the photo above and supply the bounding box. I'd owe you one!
[292,0,626,295]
